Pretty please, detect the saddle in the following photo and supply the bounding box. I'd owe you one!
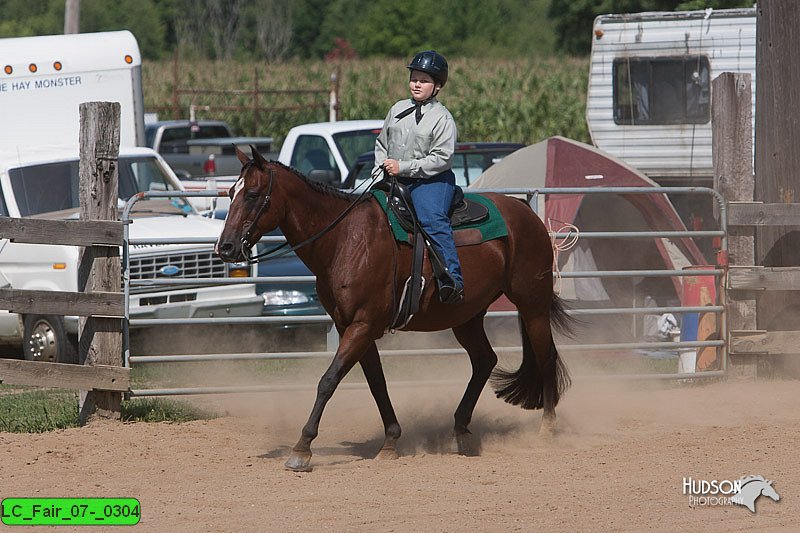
[371,178,488,330]
[373,179,490,235]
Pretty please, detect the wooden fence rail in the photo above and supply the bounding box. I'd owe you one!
[0,102,127,424]
[0,218,123,246]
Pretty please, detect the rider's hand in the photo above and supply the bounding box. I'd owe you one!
[382,159,400,176]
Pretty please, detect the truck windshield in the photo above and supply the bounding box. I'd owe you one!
[333,129,381,170]
[9,156,194,218]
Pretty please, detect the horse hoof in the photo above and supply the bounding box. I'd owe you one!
[456,432,481,457]
[539,417,557,438]
[375,447,399,460]
[284,453,313,472]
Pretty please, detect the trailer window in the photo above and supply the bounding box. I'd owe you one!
[613,56,710,125]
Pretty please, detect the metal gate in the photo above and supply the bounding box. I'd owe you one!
[123,186,727,397]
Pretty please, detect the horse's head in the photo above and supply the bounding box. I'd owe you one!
[215,145,284,262]
[761,480,780,502]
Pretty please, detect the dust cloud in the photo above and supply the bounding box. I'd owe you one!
[126,291,792,463]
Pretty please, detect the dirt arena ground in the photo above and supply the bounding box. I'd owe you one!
[2,369,798,532]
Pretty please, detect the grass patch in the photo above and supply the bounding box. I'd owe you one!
[0,388,79,433]
[0,385,217,433]
[121,398,218,423]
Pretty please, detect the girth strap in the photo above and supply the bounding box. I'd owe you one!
[389,228,426,330]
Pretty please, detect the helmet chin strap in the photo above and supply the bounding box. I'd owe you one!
[414,84,441,102]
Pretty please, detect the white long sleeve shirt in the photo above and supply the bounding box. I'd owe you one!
[373,97,457,179]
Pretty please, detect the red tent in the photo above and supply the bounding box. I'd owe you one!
[471,136,708,308]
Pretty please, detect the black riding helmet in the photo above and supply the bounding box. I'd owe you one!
[407,50,449,87]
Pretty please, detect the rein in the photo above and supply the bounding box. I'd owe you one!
[240,164,383,265]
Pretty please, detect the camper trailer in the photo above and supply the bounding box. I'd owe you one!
[587,8,756,186]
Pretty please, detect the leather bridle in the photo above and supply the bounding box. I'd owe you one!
[229,162,382,265]
[239,166,274,251]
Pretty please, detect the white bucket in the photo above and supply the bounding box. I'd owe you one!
[678,349,697,374]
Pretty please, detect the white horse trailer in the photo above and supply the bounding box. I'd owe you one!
[587,8,756,186]
[0,31,145,148]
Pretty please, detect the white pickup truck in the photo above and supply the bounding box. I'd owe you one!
[277,120,384,185]
[0,31,264,363]
[183,120,384,211]
[0,146,263,363]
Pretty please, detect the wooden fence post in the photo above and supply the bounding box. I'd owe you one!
[78,102,123,423]
[755,0,800,302]
[712,72,757,378]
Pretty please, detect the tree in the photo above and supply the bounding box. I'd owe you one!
[0,0,62,38]
[174,0,243,59]
[253,0,293,61]
[81,0,166,59]
[289,0,335,58]
[548,0,756,56]
[350,0,452,58]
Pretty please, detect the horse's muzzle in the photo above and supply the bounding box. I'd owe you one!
[216,239,249,263]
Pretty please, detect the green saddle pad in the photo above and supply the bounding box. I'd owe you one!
[371,190,508,245]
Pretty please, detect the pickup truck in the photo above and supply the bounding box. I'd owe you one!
[277,120,384,186]
[0,146,263,363]
[145,120,275,179]
[182,120,385,211]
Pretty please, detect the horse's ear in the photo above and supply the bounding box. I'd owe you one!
[251,144,268,171]
[235,145,249,166]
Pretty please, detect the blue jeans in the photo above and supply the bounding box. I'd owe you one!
[400,170,463,287]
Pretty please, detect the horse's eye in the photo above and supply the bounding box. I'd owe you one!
[245,191,260,202]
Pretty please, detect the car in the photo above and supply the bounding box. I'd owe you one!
[211,210,325,320]
[342,142,526,189]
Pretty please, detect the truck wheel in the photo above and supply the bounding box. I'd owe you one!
[22,315,78,364]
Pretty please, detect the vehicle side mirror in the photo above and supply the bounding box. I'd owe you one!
[308,169,341,186]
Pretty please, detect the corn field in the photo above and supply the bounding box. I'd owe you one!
[142,56,589,146]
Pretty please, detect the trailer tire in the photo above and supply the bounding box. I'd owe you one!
[22,315,78,364]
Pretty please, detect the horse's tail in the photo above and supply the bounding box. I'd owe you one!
[550,293,577,338]
[491,295,573,410]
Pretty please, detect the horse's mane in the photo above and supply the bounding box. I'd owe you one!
[740,475,768,485]
[268,160,361,201]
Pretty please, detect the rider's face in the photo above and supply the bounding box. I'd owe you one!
[409,70,437,101]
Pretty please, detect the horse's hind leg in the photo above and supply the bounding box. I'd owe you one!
[451,315,498,456]
[359,343,402,459]
[284,323,372,472]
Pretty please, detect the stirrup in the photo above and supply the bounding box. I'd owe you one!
[438,281,464,304]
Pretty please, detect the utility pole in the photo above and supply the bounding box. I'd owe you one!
[64,0,80,34]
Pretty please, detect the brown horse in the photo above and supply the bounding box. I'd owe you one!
[216,147,571,472]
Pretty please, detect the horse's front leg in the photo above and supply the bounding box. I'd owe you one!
[284,322,372,472]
